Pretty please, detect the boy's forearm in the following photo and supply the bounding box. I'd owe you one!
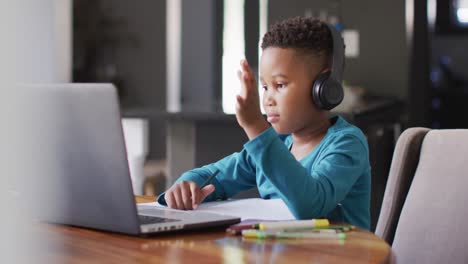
[243,130,328,218]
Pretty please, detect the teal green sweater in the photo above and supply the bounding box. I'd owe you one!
[158,116,371,229]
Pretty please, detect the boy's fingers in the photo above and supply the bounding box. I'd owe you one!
[190,183,200,208]
[236,94,243,103]
[238,70,251,99]
[241,59,250,71]
[199,184,215,203]
[180,182,193,210]
[172,186,185,210]
[236,95,247,110]
[236,60,260,118]
[241,59,256,81]
[249,71,257,87]
[241,73,258,97]
[239,59,254,81]
[241,73,258,99]
[240,59,247,67]
[164,191,175,208]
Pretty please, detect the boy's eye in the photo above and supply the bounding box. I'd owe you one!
[262,84,268,90]
[277,83,286,89]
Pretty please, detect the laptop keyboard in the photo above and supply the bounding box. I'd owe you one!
[138,215,180,225]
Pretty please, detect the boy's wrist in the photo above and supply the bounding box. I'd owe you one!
[243,119,270,140]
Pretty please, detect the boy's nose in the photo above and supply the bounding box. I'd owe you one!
[264,93,276,106]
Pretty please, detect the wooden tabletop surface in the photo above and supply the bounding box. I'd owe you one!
[38,196,391,263]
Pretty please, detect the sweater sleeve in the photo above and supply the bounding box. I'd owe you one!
[157,149,257,205]
[243,127,368,219]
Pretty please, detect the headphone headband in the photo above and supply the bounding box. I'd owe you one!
[325,24,345,83]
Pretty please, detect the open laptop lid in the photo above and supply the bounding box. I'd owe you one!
[25,83,239,235]
[25,83,141,234]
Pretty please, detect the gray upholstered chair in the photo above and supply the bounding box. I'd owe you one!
[375,127,430,244]
[379,128,468,263]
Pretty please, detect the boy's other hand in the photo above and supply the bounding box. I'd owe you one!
[164,181,215,210]
[236,59,269,140]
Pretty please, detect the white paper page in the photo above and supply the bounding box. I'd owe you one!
[144,198,295,221]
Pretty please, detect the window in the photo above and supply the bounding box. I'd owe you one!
[222,0,245,114]
[456,0,468,24]
[222,0,268,114]
[436,0,468,33]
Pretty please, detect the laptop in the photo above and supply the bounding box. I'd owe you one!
[26,83,240,235]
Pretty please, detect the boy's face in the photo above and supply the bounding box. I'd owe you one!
[259,47,326,134]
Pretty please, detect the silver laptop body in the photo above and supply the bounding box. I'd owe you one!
[25,83,239,235]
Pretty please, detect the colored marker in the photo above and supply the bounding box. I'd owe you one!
[315,225,356,232]
[226,223,256,235]
[242,230,346,240]
[258,219,329,231]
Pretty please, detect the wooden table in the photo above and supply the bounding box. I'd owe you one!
[39,196,391,263]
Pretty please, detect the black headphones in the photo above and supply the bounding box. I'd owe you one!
[311,23,345,110]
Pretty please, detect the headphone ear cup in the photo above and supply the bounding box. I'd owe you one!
[312,73,344,110]
[321,78,344,110]
[311,72,330,110]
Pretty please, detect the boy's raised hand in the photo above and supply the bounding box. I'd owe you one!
[236,59,269,140]
[164,181,215,210]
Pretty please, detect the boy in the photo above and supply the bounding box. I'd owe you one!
[158,17,371,229]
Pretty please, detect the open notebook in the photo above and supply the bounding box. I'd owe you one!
[145,198,295,221]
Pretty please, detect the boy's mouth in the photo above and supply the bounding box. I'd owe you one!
[267,113,280,123]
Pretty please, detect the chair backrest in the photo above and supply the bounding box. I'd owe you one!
[391,129,468,264]
[375,127,430,244]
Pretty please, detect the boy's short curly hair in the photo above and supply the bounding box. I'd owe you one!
[261,17,333,60]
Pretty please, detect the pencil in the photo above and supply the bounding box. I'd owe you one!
[199,169,220,189]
